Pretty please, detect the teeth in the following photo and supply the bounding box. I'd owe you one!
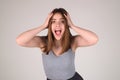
[55,30,61,32]
[55,30,61,35]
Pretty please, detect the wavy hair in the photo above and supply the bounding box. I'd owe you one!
[42,8,72,54]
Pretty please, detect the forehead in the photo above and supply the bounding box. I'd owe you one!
[52,13,64,19]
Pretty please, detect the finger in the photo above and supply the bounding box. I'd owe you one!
[67,13,71,19]
[49,12,53,16]
[47,13,53,19]
[64,14,68,19]
[46,13,53,22]
[64,13,71,20]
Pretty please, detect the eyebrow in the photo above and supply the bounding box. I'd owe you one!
[51,18,65,20]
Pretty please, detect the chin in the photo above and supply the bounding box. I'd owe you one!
[55,38,61,41]
[54,36,62,41]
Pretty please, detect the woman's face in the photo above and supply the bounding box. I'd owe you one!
[51,13,66,40]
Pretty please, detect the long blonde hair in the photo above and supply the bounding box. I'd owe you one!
[42,8,72,54]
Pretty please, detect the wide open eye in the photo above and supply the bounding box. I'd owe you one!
[51,20,56,24]
[59,19,66,24]
[61,20,65,24]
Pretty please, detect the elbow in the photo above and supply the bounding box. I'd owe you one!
[16,37,26,46]
[93,36,99,45]
[89,35,99,46]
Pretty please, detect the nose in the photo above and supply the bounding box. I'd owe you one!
[56,22,60,27]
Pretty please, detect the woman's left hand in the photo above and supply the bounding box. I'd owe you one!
[64,13,75,28]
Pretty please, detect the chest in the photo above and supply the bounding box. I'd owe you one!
[42,49,75,68]
[52,46,75,56]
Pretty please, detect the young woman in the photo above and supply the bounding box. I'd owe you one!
[16,8,98,80]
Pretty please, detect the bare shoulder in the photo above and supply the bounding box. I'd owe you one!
[70,36,77,52]
[70,35,84,52]
[71,34,98,50]
[38,36,47,47]
[38,36,47,41]
[20,36,47,48]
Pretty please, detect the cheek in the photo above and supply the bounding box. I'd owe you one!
[51,26,54,33]
[62,26,65,32]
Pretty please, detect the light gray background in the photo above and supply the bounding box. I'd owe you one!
[0,0,120,80]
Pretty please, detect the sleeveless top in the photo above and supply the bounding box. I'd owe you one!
[42,49,76,80]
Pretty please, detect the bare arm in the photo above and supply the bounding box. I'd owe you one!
[64,14,98,50]
[16,13,53,48]
[71,25,98,47]
[16,26,46,47]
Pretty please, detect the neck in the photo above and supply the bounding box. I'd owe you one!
[54,40,62,49]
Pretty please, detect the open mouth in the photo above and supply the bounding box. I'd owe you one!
[55,30,61,35]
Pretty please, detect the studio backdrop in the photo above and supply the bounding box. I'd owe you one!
[0,0,120,80]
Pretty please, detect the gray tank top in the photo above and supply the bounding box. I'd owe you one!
[42,49,76,80]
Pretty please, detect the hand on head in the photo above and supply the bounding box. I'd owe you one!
[42,13,53,29]
[64,13,74,28]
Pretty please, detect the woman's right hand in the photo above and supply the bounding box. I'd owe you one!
[42,13,53,29]
[16,13,53,48]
